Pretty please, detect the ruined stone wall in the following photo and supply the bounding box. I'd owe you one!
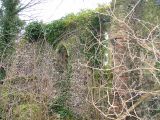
[5,39,91,119]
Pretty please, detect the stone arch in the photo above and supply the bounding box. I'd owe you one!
[56,43,69,72]
[0,65,6,84]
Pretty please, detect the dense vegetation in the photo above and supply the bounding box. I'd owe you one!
[1,0,160,120]
[25,6,110,67]
[0,0,23,59]
[24,5,111,119]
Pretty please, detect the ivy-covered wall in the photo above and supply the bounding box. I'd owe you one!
[2,1,160,120]
[25,5,110,68]
[0,5,111,120]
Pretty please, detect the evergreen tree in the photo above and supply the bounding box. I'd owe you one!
[0,0,23,59]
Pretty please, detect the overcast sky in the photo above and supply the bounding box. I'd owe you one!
[20,0,111,23]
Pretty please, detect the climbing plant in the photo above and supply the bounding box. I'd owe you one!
[49,44,74,119]
[24,5,110,68]
[0,0,24,59]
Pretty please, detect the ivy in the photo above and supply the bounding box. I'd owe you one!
[25,21,44,43]
[49,51,73,119]
[24,5,110,67]
[0,0,24,59]
[45,19,67,48]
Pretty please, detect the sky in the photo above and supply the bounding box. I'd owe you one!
[20,0,111,23]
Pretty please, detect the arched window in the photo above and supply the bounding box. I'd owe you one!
[56,44,69,73]
[0,66,6,84]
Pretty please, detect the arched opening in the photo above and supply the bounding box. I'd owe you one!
[56,44,69,73]
[0,66,6,84]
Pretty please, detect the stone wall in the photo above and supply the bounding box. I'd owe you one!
[5,39,91,119]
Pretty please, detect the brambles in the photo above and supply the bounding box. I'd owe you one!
[2,1,160,119]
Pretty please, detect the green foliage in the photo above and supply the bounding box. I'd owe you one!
[0,0,24,58]
[45,19,67,48]
[25,21,44,43]
[49,103,73,120]
[24,5,110,68]
[62,13,77,29]
[77,10,110,68]
[49,55,73,119]
[0,76,42,120]
[23,5,111,119]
